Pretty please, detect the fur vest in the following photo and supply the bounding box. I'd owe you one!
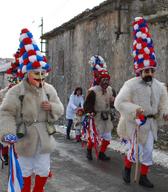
[87,85,114,134]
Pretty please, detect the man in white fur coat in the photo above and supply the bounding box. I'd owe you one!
[114,17,168,188]
[0,29,64,192]
[84,55,114,161]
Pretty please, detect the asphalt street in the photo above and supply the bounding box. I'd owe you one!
[0,132,168,192]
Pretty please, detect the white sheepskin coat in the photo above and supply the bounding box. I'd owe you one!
[114,77,168,145]
[0,79,64,157]
[89,85,113,134]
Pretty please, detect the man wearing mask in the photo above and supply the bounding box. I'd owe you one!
[84,55,114,161]
[114,17,168,188]
[0,28,64,192]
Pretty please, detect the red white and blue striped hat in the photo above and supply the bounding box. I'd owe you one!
[133,17,157,75]
[89,55,110,85]
[18,28,51,77]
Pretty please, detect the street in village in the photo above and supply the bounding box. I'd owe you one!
[1,131,168,192]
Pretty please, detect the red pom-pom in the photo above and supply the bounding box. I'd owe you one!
[136,38,143,44]
[141,42,147,48]
[150,60,156,66]
[21,28,29,34]
[22,38,32,45]
[141,27,146,33]
[138,63,144,69]
[144,54,150,60]
[149,47,154,53]
[43,56,47,62]
[139,49,145,54]
[6,68,12,74]
[135,55,138,61]
[32,61,41,68]
[11,63,17,68]
[19,72,25,78]
[20,48,26,56]
[28,50,36,56]
[23,59,29,65]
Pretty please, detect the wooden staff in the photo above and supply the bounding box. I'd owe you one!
[134,125,140,182]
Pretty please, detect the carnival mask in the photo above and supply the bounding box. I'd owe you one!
[28,71,46,88]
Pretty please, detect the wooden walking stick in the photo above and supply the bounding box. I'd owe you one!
[134,125,140,183]
[134,113,146,183]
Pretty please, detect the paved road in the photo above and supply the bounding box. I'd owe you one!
[1,133,168,192]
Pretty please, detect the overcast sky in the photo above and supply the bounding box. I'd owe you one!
[0,0,105,58]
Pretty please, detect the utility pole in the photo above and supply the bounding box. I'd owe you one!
[39,17,44,53]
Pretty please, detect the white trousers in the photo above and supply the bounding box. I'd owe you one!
[100,131,112,141]
[18,153,50,177]
[75,128,81,136]
[127,130,154,166]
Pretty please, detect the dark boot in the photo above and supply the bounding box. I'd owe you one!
[3,154,8,165]
[66,134,70,140]
[98,152,110,161]
[139,175,154,188]
[86,149,93,160]
[123,167,131,184]
[66,119,73,140]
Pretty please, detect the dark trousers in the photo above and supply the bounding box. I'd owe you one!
[66,119,73,137]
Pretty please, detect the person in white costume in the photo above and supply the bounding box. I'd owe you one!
[0,28,64,192]
[114,17,168,188]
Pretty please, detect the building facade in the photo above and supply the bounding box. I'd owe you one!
[42,0,168,106]
[42,0,168,148]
